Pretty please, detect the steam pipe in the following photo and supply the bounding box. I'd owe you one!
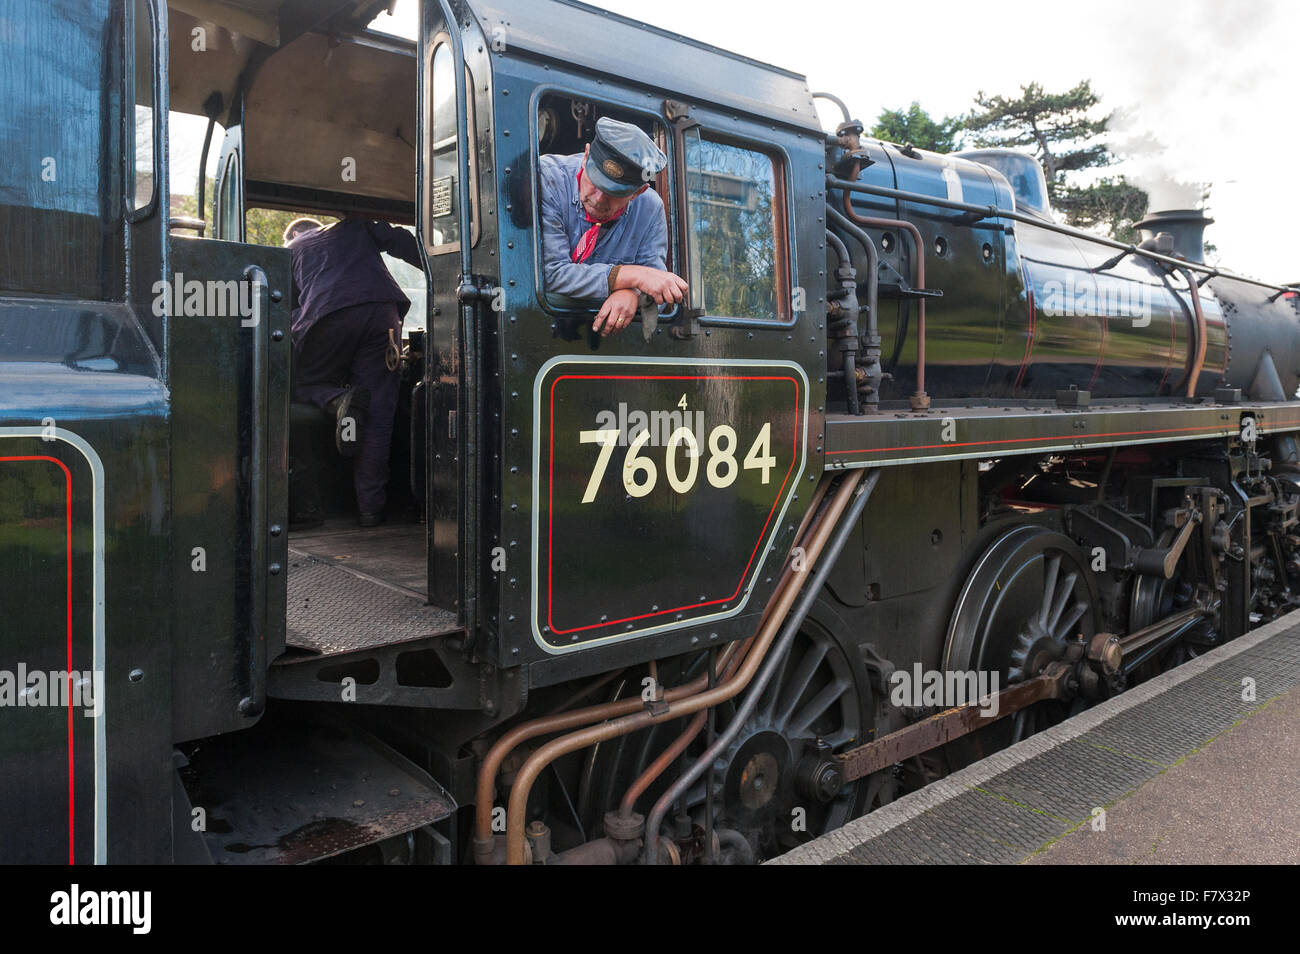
[617,636,750,816]
[1173,265,1208,399]
[477,475,831,863]
[472,652,734,862]
[615,474,829,818]
[643,469,880,863]
[811,91,852,124]
[840,174,930,410]
[620,712,706,817]
[504,473,863,864]
[825,205,882,413]
[825,228,861,415]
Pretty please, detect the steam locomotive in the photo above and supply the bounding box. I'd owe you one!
[3,0,1298,866]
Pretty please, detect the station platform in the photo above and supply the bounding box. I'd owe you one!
[773,610,1300,865]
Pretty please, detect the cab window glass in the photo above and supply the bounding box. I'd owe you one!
[685,135,784,320]
[0,0,123,299]
[426,42,476,252]
[534,93,672,311]
[130,0,156,213]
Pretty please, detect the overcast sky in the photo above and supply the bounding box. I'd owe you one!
[361,0,1296,281]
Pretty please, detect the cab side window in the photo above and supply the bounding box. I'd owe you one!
[684,134,788,321]
[534,94,672,311]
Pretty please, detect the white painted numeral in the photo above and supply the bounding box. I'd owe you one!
[707,425,738,489]
[622,429,658,497]
[579,429,619,504]
[665,426,700,493]
[743,422,776,484]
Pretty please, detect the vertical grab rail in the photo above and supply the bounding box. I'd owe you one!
[239,264,269,716]
[437,0,481,639]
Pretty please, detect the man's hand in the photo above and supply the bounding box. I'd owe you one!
[614,265,688,306]
[592,288,641,337]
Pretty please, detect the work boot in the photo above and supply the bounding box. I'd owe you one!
[325,386,370,458]
[358,510,386,528]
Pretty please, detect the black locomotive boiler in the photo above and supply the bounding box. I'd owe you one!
[2,0,1298,866]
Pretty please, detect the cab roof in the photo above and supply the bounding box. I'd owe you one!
[464,0,823,133]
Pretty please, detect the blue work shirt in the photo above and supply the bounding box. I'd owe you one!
[539,152,669,300]
[288,218,423,347]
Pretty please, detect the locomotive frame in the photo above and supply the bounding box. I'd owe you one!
[3,0,1300,865]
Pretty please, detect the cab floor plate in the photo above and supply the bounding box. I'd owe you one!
[285,550,459,657]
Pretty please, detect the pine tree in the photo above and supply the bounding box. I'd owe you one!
[961,80,1147,239]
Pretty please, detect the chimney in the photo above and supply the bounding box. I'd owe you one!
[1135,208,1213,263]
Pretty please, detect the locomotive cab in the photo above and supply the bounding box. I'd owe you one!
[955,148,1052,218]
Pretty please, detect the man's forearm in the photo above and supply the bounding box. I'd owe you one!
[609,264,653,292]
[543,259,615,299]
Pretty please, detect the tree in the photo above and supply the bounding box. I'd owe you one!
[960,80,1147,239]
[1054,177,1148,243]
[244,207,337,247]
[871,102,959,154]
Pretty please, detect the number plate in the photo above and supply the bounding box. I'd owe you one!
[531,357,808,652]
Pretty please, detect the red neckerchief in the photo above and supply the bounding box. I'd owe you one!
[571,166,627,263]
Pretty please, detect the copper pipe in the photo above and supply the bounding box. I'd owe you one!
[1174,265,1208,399]
[616,640,749,816]
[605,478,826,821]
[472,652,734,859]
[505,473,861,864]
[841,166,929,409]
[620,710,706,817]
[474,476,829,862]
[614,478,829,817]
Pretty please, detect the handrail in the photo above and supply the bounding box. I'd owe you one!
[437,0,481,638]
[238,264,269,717]
[828,175,1298,296]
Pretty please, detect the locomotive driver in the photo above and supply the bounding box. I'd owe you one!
[540,117,688,336]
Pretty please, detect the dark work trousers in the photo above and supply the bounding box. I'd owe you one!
[293,301,402,516]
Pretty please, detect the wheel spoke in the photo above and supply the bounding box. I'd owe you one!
[1055,601,1089,641]
[1046,570,1078,633]
[787,677,847,737]
[1039,555,1061,628]
[773,641,829,727]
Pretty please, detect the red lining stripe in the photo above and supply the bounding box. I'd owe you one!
[828,417,1300,457]
[2,455,74,864]
[545,375,801,638]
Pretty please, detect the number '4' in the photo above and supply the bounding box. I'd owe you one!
[744,422,775,483]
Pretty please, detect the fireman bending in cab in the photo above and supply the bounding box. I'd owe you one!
[540,117,688,336]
